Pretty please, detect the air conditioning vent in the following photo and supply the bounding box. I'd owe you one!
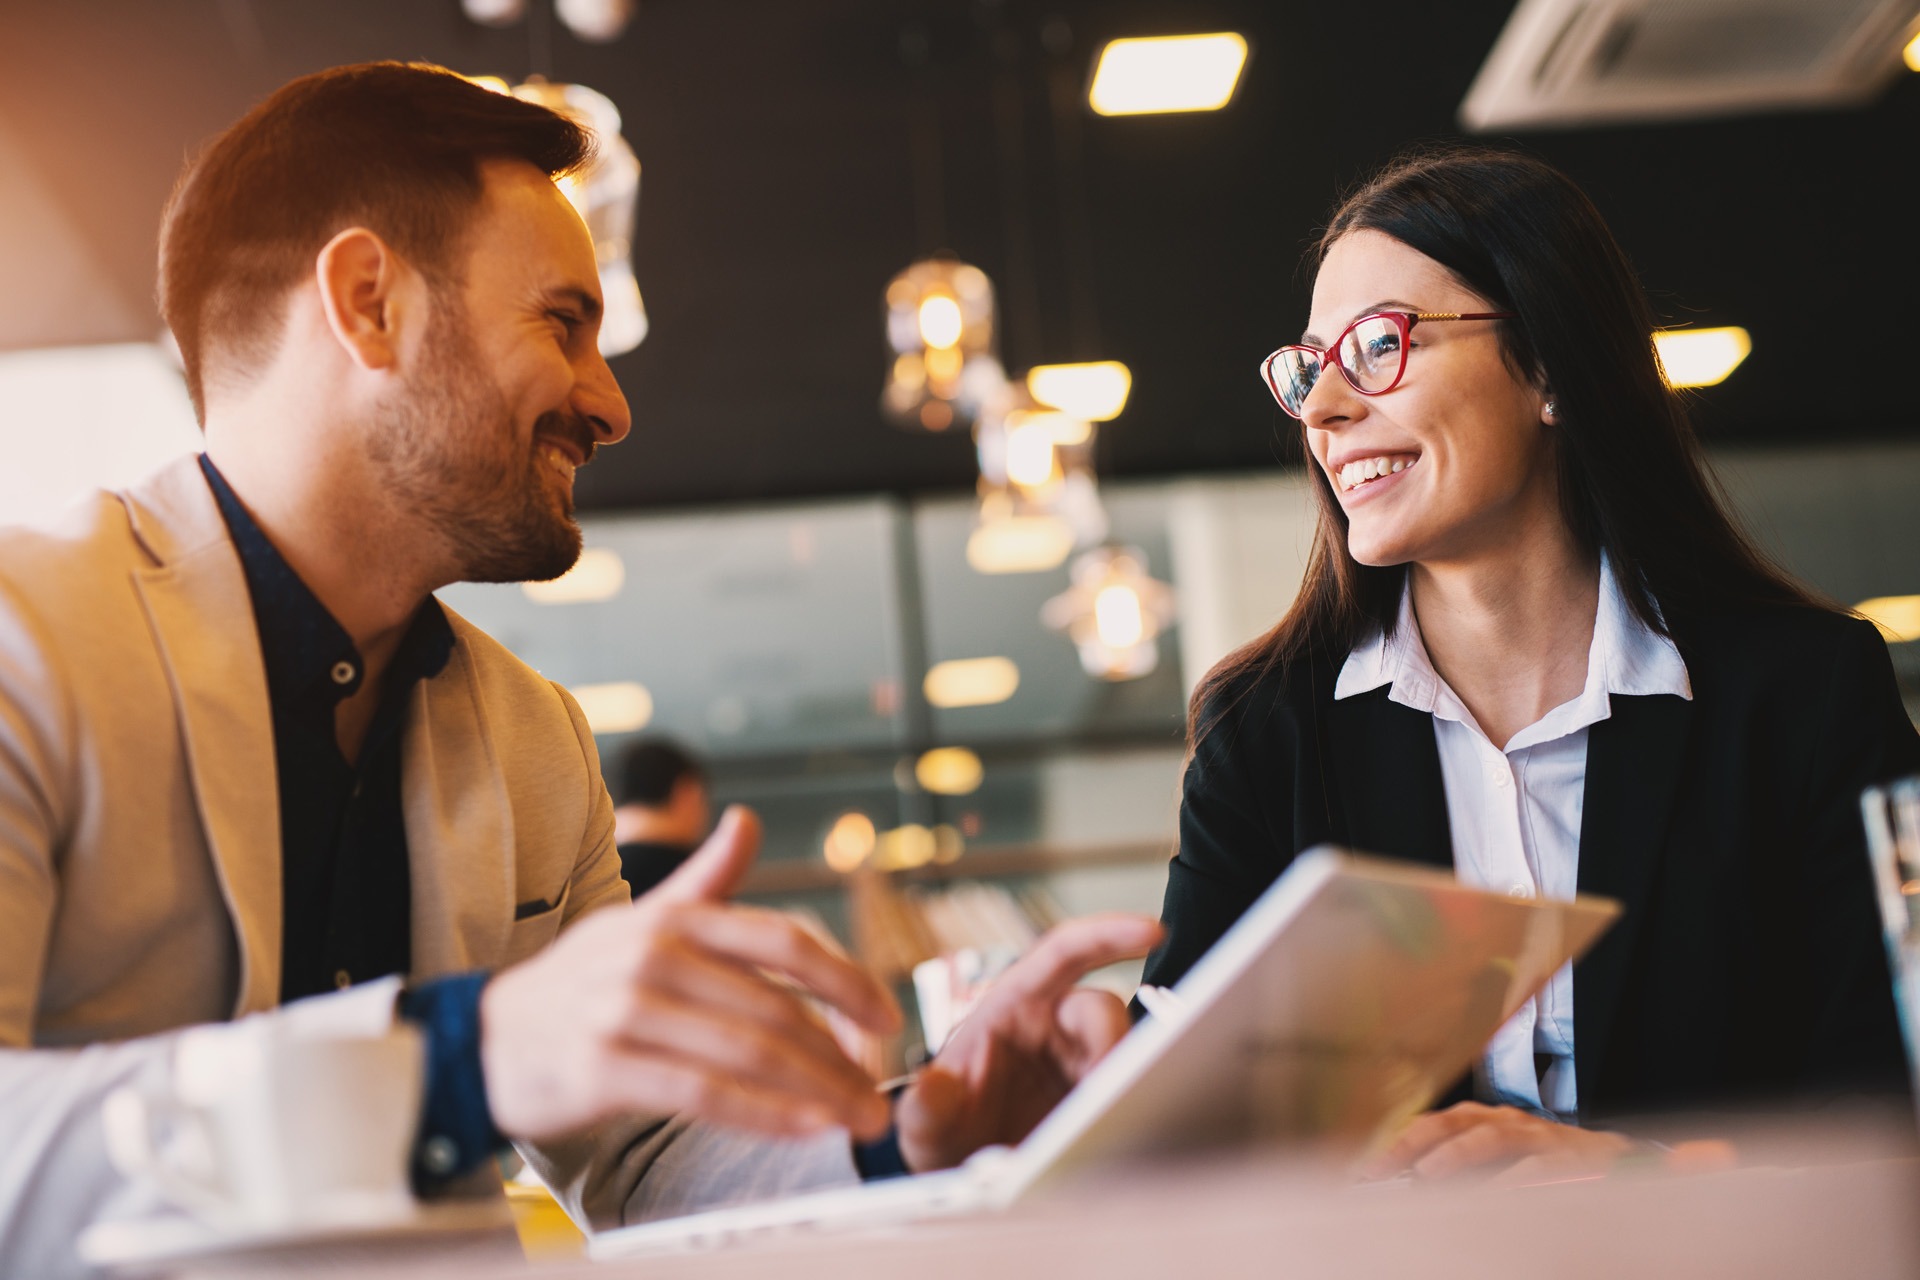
[1461,0,1920,131]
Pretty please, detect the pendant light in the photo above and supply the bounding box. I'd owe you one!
[881,255,1006,433]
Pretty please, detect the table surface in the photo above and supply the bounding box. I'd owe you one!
[176,1118,1920,1280]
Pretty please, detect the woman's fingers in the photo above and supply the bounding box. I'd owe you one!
[1051,988,1134,1077]
[997,915,1164,1006]
[1367,1101,1498,1176]
[1366,1103,1634,1183]
[1410,1116,1534,1179]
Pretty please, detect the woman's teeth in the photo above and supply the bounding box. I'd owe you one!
[1337,455,1416,492]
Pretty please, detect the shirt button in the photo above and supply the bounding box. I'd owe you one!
[1490,767,1512,788]
[333,968,352,990]
[331,661,357,686]
[1508,883,1533,899]
[421,1136,460,1177]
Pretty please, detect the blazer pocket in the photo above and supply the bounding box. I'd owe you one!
[503,880,573,966]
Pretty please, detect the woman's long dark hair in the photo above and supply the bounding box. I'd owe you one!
[1191,145,1819,740]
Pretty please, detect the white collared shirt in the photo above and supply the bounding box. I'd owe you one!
[1334,553,1691,1119]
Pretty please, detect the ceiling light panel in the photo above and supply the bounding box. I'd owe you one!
[923,657,1021,709]
[1027,362,1132,421]
[1089,33,1250,116]
[1653,326,1751,388]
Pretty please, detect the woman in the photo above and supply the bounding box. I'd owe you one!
[1143,146,1920,1180]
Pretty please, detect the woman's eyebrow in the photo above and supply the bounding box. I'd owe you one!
[1301,299,1419,346]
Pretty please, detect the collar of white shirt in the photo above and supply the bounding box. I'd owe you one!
[1333,551,1692,746]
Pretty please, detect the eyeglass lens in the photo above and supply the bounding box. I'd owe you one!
[1267,314,1409,416]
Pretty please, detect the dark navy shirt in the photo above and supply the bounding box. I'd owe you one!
[199,456,501,1187]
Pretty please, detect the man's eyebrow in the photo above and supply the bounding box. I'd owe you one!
[1300,299,1419,346]
[541,285,604,323]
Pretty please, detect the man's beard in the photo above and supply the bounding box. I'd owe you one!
[367,304,595,585]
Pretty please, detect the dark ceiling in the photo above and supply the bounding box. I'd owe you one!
[2,1,1916,512]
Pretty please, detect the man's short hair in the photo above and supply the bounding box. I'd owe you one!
[616,739,707,809]
[157,61,593,419]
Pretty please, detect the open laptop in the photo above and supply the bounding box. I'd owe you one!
[1861,779,1920,1104]
[589,846,1619,1260]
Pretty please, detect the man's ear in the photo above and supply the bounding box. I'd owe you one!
[313,227,412,373]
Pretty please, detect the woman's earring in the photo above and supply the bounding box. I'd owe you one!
[1544,399,1557,421]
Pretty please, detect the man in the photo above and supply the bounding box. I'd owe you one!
[0,63,1158,1277]
[611,737,711,897]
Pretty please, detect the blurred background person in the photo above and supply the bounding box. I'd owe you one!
[612,737,712,897]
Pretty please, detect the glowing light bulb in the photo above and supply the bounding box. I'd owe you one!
[823,812,877,872]
[924,345,964,384]
[1004,421,1060,490]
[1094,584,1146,648]
[918,295,965,350]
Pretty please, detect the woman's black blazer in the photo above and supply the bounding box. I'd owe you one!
[1142,603,1920,1121]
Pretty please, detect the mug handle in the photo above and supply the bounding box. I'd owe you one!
[101,1086,238,1222]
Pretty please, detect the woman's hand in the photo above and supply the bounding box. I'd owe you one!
[1366,1101,1635,1185]
[894,914,1163,1173]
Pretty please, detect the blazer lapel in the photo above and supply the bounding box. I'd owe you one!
[1327,688,1453,870]
[127,463,283,1017]
[401,638,516,979]
[1573,691,1694,1100]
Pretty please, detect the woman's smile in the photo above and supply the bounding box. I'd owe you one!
[1333,453,1420,494]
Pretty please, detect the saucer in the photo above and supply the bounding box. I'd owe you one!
[79,1197,515,1271]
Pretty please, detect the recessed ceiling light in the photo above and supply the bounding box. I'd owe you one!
[822,811,877,872]
[1653,326,1751,388]
[966,515,1075,574]
[568,681,653,733]
[924,657,1021,709]
[1089,33,1249,117]
[915,747,985,796]
[1027,362,1132,421]
[1857,595,1920,644]
[522,546,626,604]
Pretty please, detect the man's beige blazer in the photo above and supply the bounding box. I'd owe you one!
[0,457,853,1277]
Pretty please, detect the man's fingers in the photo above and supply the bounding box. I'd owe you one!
[678,903,902,1035]
[650,938,852,1047]
[647,806,761,905]
[592,1050,852,1139]
[615,990,889,1138]
[637,945,886,1110]
[999,915,1164,1004]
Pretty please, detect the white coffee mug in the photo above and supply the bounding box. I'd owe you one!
[102,1017,425,1231]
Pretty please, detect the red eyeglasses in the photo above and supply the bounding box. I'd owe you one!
[1259,310,1516,419]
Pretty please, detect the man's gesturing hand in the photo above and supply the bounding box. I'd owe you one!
[480,806,902,1143]
[895,914,1163,1173]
